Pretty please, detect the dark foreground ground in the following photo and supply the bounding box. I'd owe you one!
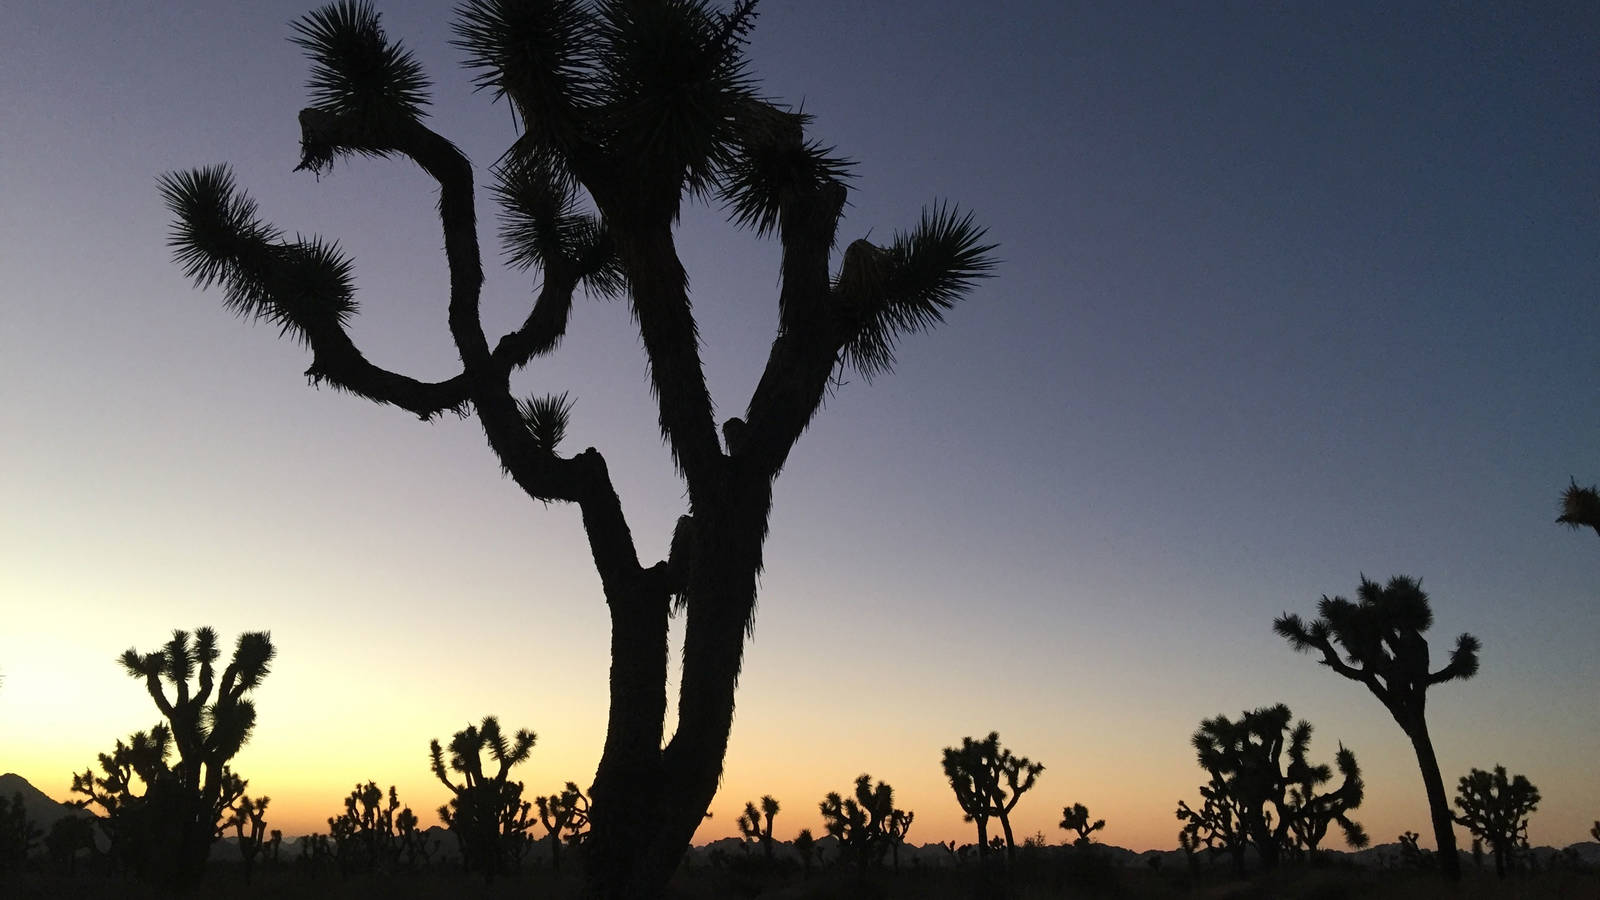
[5,861,1596,900]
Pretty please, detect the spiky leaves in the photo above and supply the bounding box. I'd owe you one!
[518,392,574,455]
[721,107,853,239]
[837,204,998,380]
[1558,479,1600,538]
[292,1,431,120]
[160,166,357,344]
[494,156,622,295]
[1275,575,1481,708]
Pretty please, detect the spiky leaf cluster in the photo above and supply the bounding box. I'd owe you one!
[291,0,431,120]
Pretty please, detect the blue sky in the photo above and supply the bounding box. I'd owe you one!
[1,1,1596,848]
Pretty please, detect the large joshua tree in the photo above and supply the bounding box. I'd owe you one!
[942,732,1044,864]
[160,2,993,896]
[1274,575,1480,881]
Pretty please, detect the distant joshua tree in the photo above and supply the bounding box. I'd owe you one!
[1176,705,1365,872]
[431,716,537,880]
[735,795,779,860]
[226,794,270,881]
[1060,803,1105,846]
[327,782,416,874]
[1275,575,1478,881]
[942,732,1044,864]
[884,808,914,873]
[71,628,273,887]
[820,775,904,874]
[792,828,817,878]
[1558,480,1600,538]
[44,815,95,875]
[535,781,590,872]
[1453,766,1540,878]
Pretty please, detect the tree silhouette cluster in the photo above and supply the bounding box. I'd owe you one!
[162,2,993,893]
[1176,705,1366,874]
[68,628,273,887]
[819,775,913,875]
[1453,765,1541,877]
[535,781,590,872]
[429,716,537,880]
[324,781,431,874]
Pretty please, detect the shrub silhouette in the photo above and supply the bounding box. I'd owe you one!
[941,732,1044,864]
[160,3,993,894]
[1176,705,1366,872]
[325,782,429,874]
[1060,803,1105,846]
[1453,765,1540,878]
[1275,575,1477,881]
[534,781,590,872]
[430,716,536,880]
[735,795,779,860]
[70,627,272,887]
[0,792,40,874]
[44,815,95,875]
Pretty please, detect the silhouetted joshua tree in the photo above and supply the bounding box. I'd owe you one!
[1558,480,1600,538]
[820,775,903,874]
[735,795,779,860]
[1275,575,1478,881]
[1453,765,1540,878]
[1177,705,1365,872]
[942,732,1044,863]
[160,4,993,895]
[71,628,272,887]
[535,781,590,872]
[1060,803,1105,846]
[226,794,270,881]
[884,807,914,874]
[327,782,411,874]
[792,828,816,878]
[430,716,536,880]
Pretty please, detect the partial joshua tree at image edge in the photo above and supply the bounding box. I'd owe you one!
[1557,479,1600,538]
[1275,575,1478,881]
[160,4,994,896]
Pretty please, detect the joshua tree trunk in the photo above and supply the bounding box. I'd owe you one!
[1403,716,1461,881]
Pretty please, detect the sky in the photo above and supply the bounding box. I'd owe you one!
[1,0,1597,854]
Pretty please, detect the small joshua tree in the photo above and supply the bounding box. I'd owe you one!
[1558,480,1600,538]
[735,795,779,861]
[884,808,914,874]
[820,775,902,874]
[1453,766,1540,878]
[1275,576,1478,881]
[226,794,271,881]
[942,732,1044,864]
[327,782,408,874]
[431,716,537,880]
[793,828,816,878]
[73,628,272,887]
[1177,705,1365,871]
[535,782,590,873]
[1060,803,1105,846]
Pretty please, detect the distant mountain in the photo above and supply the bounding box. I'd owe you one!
[0,772,91,831]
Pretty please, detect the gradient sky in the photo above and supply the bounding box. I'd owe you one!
[2,1,1597,853]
